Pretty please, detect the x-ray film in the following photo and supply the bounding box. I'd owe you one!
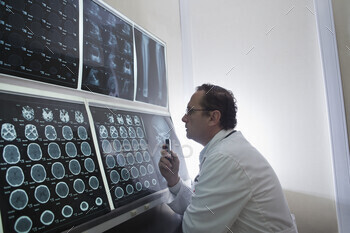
[0,0,79,88]
[0,92,110,233]
[82,0,134,100]
[134,28,168,107]
[140,115,190,189]
[89,105,162,208]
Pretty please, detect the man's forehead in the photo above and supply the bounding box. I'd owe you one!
[188,91,204,107]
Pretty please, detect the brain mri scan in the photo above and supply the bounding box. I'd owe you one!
[125,115,132,125]
[105,155,116,169]
[34,185,51,204]
[113,139,122,152]
[128,127,136,138]
[136,127,144,138]
[84,158,95,173]
[3,145,21,164]
[51,162,65,179]
[14,216,32,233]
[62,126,74,140]
[116,153,126,167]
[133,116,141,126]
[80,201,89,211]
[27,143,42,161]
[40,210,55,226]
[107,113,114,123]
[78,126,88,140]
[95,197,103,206]
[6,166,24,187]
[119,126,128,138]
[10,189,28,210]
[62,205,73,218]
[59,109,70,123]
[102,139,112,153]
[25,124,39,141]
[1,123,17,141]
[48,142,61,159]
[117,114,124,125]
[99,125,108,138]
[110,126,118,138]
[75,111,84,123]
[65,142,78,158]
[73,179,85,194]
[45,125,57,141]
[42,108,54,122]
[22,106,34,121]
[81,142,92,156]
[89,176,99,190]
[132,139,139,151]
[69,159,81,175]
[56,182,69,199]
[110,170,120,184]
[122,139,131,151]
[31,164,47,183]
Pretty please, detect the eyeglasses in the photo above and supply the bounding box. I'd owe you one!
[185,108,213,115]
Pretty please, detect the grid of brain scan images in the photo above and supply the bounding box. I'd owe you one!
[82,0,134,100]
[134,27,167,107]
[0,92,110,233]
[0,0,80,88]
[89,106,161,208]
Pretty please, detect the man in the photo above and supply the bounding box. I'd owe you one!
[159,84,298,233]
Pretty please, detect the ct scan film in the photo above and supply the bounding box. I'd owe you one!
[90,104,190,206]
[82,0,134,100]
[89,105,161,208]
[0,0,80,88]
[134,27,168,107]
[0,92,110,233]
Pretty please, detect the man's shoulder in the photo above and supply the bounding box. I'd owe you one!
[205,131,265,167]
[209,131,251,154]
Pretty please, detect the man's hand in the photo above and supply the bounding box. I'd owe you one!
[158,146,180,187]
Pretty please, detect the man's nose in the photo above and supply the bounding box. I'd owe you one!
[182,114,187,123]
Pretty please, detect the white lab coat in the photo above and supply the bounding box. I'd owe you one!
[168,130,298,233]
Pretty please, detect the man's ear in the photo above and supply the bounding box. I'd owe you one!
[208,110,221,126]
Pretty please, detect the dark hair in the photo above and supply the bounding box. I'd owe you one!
[196,83,237,130]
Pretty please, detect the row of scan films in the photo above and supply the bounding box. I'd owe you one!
[0,0,168,107]
[0,91,189,233]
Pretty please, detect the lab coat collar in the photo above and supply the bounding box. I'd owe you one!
[199,129,236,168]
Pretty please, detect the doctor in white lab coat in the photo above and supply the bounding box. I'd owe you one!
[159,84,298,233]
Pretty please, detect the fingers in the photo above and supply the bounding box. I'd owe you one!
[160,148,169,157]
[159,156,173,169]
[160,147,179,159]
[170,150,179,160]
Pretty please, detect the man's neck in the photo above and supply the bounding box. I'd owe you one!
[201,127,223,146]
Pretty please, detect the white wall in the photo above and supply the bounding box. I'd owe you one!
[181,0,338,232]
